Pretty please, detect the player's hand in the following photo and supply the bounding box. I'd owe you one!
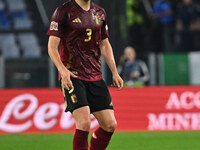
[112,73,123,90]
[60,68,78,90]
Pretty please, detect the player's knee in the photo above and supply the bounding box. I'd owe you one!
[104,120,117,132]
[76,119,91,131]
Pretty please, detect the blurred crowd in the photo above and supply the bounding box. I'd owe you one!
[122,0,200,86]
[127,0,200,55]
[117,46,149,86]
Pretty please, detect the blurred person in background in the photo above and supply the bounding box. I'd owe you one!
[190,12,200,31]
[118,46,149,86]
[47,0,123,150]
[151,0,173,52]
[176,0,198,51]
[126,0,145,52]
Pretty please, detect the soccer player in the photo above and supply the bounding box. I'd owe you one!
[47,0,123,149]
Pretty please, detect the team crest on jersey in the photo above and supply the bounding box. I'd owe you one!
[94,15,101,25]
[71,94,77,104]
[50,21,58,31]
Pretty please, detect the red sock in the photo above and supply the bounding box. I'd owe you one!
[73,129,89,150]
[90,127,114,150]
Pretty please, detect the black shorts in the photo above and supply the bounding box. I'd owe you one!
[59,78,113,113]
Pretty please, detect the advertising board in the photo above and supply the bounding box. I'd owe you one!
[0,87,200,134]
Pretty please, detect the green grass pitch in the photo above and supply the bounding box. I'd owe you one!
[0,131,200,150]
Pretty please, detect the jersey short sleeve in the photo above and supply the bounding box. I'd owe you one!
[101,10,109,40]
[47,7,66,38]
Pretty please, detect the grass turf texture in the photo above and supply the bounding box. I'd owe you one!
[0,131,200,150]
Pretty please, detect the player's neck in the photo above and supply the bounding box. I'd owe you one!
[75,0,91,11]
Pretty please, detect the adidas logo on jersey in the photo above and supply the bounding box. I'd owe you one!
[72,18,82,23]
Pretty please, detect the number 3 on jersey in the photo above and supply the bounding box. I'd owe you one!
[85,28,92,42]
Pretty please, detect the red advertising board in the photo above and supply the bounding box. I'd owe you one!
[0,86,200,134]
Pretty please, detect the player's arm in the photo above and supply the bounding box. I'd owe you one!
[48,36,77,90]
[100,38,123,90]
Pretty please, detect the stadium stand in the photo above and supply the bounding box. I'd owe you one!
[18,33,41,58]
[0,33,20,58]
[0,0,48,88]
[7,0,32,29]
[0,0,10,29]
[0,0,43,59]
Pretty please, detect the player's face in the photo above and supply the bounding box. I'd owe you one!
[183,0,192,5]
[124,47,136,61]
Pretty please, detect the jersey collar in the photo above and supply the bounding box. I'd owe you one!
[71,0,93,12]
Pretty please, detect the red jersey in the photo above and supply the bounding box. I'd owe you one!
[47,0,109,81]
